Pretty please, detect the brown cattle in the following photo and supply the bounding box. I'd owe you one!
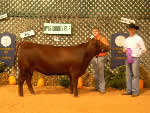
[14,38,110,96]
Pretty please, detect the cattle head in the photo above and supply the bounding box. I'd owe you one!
[87,38,110,56]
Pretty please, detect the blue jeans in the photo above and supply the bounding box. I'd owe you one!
[126,57,139,95]
[92,56,105,92]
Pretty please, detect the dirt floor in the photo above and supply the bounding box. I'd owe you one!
[0,85,149,113]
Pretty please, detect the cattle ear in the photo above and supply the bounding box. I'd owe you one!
[88,38,92,42]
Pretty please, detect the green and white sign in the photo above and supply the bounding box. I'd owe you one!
[43,23,72,35]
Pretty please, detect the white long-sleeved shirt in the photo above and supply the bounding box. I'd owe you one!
[124,34,146,57]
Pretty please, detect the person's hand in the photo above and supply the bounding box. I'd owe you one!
[123,48,127,53]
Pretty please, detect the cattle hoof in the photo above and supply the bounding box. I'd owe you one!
[19,92,24,97]
[30,91,35,95]
[74,94,78,97]
[31,93,35,95]
[69,91,73,94]
[19,94,24,97]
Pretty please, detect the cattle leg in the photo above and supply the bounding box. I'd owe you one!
[69,76,73,94]
[18,73,26,97]
[72,77,78,96]
[26,73,35,95]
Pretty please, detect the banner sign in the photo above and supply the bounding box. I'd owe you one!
[20,30,35,38]
[43,23,72,35]
[111,32,128,69]
[0,14,7,20]
[0,32,16,67]
[120,17,135,24]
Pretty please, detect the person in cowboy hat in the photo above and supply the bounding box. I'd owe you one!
[123,23,147,97]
